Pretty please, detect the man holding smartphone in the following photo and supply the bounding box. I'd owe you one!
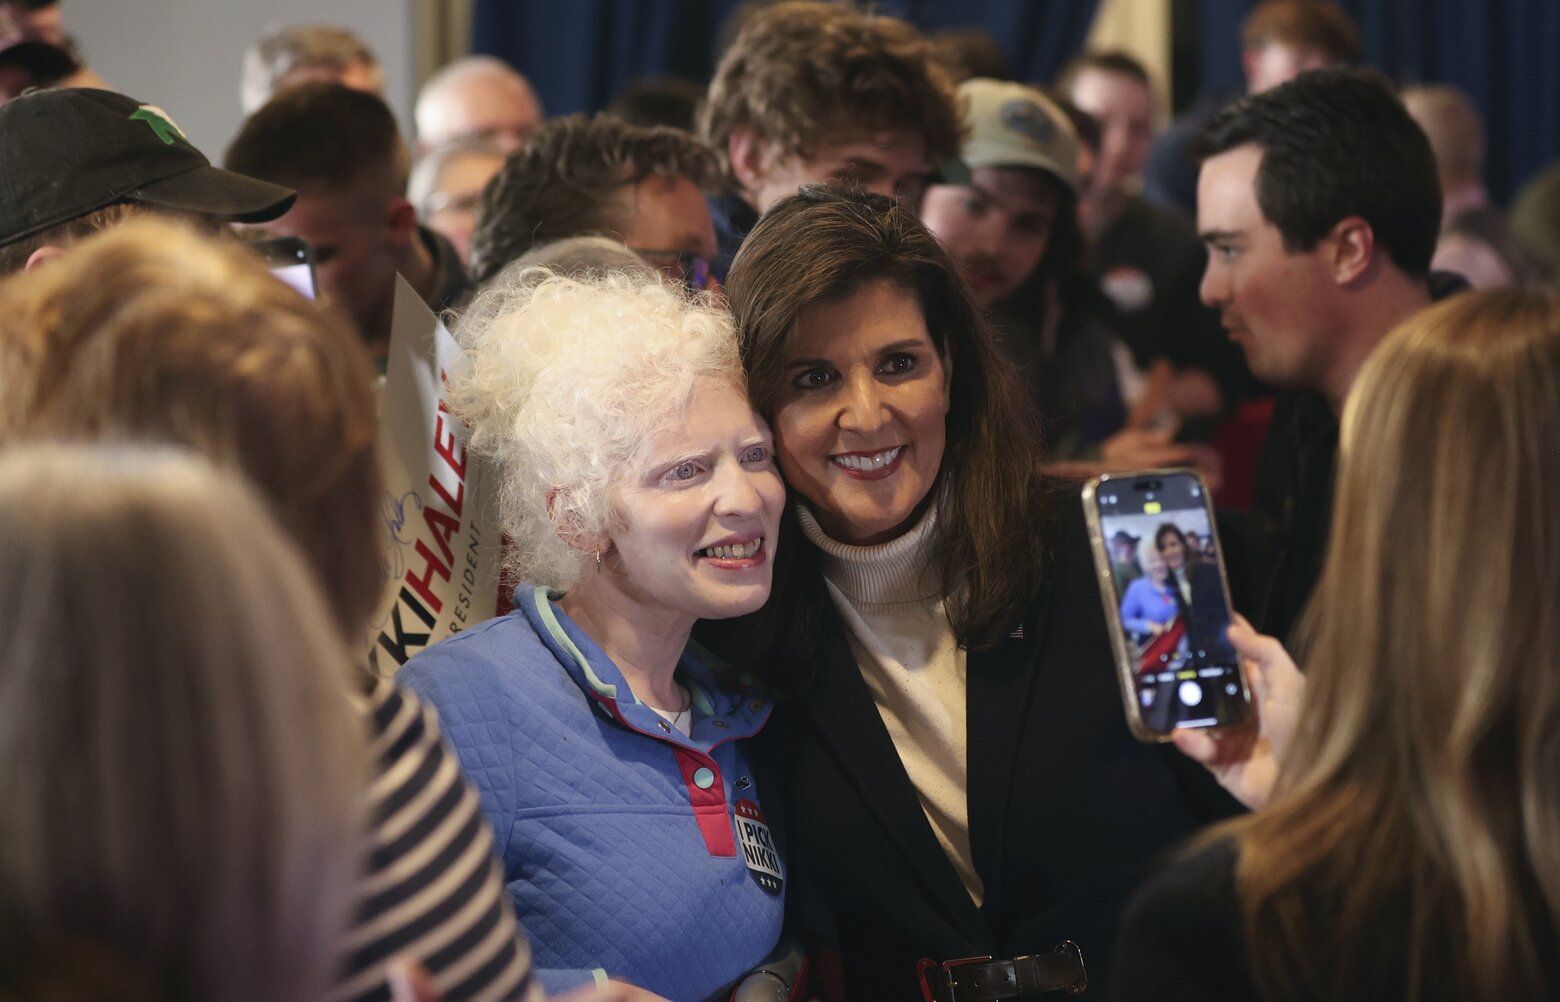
[1194,68,1443,641]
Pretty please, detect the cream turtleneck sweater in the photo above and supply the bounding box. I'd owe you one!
[796,503,983,907]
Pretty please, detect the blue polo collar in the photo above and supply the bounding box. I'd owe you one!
[517,585,769,747]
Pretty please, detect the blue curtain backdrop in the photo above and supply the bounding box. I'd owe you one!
[472,0,1559,201]
[1196,0,1560,203]
[470,0,1101,123]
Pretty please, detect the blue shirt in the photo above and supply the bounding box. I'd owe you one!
[398,585,784,999]
[1120,576,1178,637]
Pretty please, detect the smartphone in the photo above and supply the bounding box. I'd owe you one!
[1081,469,1251,742]
[249,235,317,299]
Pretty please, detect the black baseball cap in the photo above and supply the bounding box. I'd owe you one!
[0,88,296,248]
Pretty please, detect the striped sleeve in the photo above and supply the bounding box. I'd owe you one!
[334,678,541,1002]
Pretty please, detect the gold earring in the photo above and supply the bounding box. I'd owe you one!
[594,547,603,573]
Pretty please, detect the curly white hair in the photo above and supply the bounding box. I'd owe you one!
[449,268,743,589]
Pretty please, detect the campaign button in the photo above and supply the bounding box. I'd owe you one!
[693,767,715,790]
[734,798,784,895]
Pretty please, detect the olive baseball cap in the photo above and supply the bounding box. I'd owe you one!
[0,88,296,248]
[937,78,1080,193]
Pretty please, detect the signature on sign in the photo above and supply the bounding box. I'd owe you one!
[380,490,424,584]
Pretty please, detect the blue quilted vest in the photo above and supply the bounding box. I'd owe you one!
[398,585,785,999]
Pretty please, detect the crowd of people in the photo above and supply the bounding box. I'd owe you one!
[0,0,1557,1000]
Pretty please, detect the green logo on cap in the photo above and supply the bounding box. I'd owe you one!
[129,106,186,146]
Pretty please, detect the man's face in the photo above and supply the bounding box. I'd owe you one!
[620,174,719,290]
[1197,143,1339,392]
[1245,42,1335,94]
[0,2,65,45]
[421,75,542,153]
[253,189,400,345]
[424,149,506,264]
[743,129,928,215]
[1067,67,1155,213]
[920,166,1058,308]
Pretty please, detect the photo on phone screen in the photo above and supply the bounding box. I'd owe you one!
[1085,471,1250,739]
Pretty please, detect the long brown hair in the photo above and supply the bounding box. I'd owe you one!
[1224,290,1560,1000]
[720,185,1050,686]
[0,219,384,640]
[0,445,366,1002]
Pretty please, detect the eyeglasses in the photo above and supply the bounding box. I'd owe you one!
[629,247,714,292]
[423,189,484,217]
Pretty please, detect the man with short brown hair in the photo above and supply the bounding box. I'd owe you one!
[699,0,960,276]
[225,83,465,357]
[469,113,719,289]
[1062,50,1239,421]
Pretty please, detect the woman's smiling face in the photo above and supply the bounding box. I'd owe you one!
[607,377,785,621]
[772,278,949,545]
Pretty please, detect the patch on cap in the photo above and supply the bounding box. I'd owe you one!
[129,105,187,146]
[1000,98,1059,148]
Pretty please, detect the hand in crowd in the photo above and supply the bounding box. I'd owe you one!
[1162,367,1223,419]
[1171,617,1304,809]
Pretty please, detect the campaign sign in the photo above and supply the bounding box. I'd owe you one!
[367,278,503,673]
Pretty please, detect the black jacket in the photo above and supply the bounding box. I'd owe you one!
[1109,838,1257,1001]
[755,486,1241,999]
[1237,391,1338,645]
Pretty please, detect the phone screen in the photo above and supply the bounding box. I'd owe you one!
[270,261,316,299]
[246,236,317,300]
[1093,472,1248,735]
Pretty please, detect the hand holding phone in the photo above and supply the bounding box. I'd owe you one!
[1171,618,1305,809]
[1082,470,1252,742]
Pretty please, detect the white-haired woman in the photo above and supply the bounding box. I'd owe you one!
[399,270,787,1000]
[0,445,365,1002]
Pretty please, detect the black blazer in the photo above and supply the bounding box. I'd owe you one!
[756,487,1241,999]
[1109,838,1258,1001]
[1174,560,1237,666]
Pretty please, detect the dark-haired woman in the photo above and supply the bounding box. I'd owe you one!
[706,187,1238,1000]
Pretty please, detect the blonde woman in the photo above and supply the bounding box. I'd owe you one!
[0,220,539,1002]
[1114,290,1560,1001]
[399,270,787,999]
[0,445,364,1002]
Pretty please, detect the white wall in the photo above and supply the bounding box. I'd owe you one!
[68,0,415,164]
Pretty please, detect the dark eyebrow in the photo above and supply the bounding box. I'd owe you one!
[1199,229,1242,245]
[785,340,929,371]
